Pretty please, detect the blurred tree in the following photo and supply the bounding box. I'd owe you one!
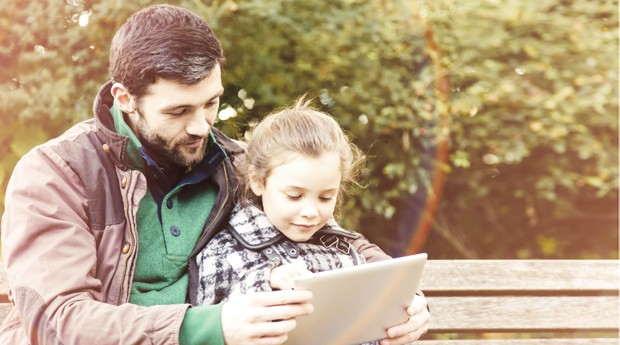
[425,0,618,259]
[186,0,446,256]
[0,0,617,259]
[0,0,151,212]
[196,0,618,258]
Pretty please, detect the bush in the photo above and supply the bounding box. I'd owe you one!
[0,0,617,259]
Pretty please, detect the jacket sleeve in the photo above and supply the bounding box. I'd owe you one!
[347,233,392,263]
[1,146,191,345]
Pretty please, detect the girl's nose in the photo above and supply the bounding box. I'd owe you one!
[299,203,319,218]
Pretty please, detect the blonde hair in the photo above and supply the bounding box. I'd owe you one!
[237,96,365,210]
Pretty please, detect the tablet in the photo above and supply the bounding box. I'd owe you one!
[286,252,427,345]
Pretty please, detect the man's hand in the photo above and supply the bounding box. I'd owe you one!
[380,291,430,345]
[269,261,312,290]
[221,290,313,345]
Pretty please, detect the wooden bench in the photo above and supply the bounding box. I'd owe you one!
[418,260,619,344]
[0,260,618,344]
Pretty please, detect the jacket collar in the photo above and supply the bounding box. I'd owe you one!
[227,202,359,251]
[91,80,245,172]
[92,81,131,170]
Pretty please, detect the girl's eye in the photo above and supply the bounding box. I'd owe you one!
[287,194,301,200]
[320,196,335,202]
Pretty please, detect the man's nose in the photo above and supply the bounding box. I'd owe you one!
[186,110,212,137]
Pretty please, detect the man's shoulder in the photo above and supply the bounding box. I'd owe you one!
[21,119,94,159]
[20,118,123,178]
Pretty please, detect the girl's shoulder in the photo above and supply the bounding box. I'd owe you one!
[227,203,285,250]
[317,217,361,240]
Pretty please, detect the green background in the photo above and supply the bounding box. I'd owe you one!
[0,0,617,259]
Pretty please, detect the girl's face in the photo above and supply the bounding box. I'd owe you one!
[250,151,342,242]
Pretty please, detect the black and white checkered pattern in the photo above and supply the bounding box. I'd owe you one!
[196,203,366,305]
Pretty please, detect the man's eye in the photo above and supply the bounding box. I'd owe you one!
[169,108,188,116]
[206,98,220,108]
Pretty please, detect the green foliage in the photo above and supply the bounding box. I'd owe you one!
[0,0,161,211]
[426,0,618,258]
[193,0,443,232]
[0,0,617,259]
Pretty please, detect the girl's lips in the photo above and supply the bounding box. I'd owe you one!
[294,224,316,231]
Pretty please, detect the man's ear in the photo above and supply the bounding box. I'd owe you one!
[249,172,265,197]
[110,82,137,114]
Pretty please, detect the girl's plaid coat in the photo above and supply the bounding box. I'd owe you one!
[196,202,367,305]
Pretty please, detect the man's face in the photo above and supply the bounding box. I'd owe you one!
[130,65,224,167]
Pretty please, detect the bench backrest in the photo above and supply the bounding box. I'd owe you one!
[418,260,619,344]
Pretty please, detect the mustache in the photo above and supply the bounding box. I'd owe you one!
[178,135,207,145]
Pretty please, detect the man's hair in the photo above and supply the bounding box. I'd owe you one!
[109,4,225,98]
[237,96,366,211]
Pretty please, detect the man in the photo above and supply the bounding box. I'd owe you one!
[1,4,429,344]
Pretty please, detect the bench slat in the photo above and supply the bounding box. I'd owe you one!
[421,260,618,293]
[419,339,619,345]
[427,296,619,332]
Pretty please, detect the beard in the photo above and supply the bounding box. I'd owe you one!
[140,130,208,167]
[133,110,208,167]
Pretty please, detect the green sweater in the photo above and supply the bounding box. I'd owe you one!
[111,102,225,345]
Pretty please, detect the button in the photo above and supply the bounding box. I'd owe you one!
[102,144,111,153]
[121,176,127,189]
[166,199,173,209]
[121,242,131,254]
[170,226,181,237]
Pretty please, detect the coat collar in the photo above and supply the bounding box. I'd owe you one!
[91,80,245,171]
[227,203,359,251]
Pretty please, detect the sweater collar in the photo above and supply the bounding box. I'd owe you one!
[109,99,225,172]
[93,80,244,170]
[109,99,227,204]
[110,100,145,170]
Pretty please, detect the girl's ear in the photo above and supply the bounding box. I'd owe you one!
[249,172,265,197]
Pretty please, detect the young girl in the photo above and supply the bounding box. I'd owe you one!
[196,97,368,302]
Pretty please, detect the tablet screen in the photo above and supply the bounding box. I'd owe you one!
[286,253,427,345]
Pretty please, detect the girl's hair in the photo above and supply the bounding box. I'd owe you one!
[237,96,365,211]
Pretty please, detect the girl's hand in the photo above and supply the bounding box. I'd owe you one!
[380,291,430,345]
[269,261,312,290]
